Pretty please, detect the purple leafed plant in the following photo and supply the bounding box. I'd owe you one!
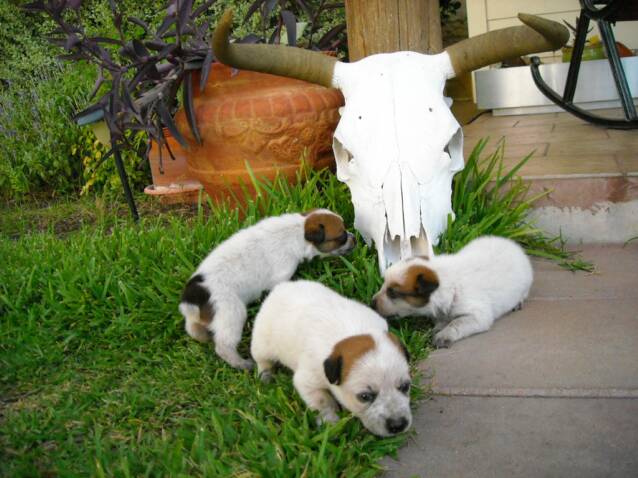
[243,0,346,51]
[23,0,220,218]
[24,0,346,218]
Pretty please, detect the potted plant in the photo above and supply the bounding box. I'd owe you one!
[26,0,346,216]
[561,18,605,62]
[174,1,347,204]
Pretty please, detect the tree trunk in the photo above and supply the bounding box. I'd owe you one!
[345,0,443,62]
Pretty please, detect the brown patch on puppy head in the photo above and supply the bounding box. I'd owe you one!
[387,265,439,308]
[386,332,410,363]
[304,211,348,253]
[324,334,375,385]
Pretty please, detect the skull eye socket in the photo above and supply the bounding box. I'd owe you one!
[333,137,354,165]
[345,149,353,162]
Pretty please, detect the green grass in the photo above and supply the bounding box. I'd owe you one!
[0,143,589,476]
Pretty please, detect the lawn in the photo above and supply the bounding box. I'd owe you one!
[0,142,588,476]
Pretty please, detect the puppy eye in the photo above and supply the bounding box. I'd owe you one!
[387,287,398,300]
[398,381,411,394]
[356,391,377,403]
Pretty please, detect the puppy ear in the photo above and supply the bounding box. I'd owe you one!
[416,273,438,297]
[387,332,410,362]
[323,355,343,384]
[324,334,375,385]
[304,223,325,244]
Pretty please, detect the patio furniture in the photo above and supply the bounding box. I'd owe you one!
[530,0,638,129]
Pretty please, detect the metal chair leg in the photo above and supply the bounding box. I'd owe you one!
[563,14,591,102]
[597,19,637,120]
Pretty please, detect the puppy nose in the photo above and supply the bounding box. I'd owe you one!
[386,416,408,434]
[370,297,378,310]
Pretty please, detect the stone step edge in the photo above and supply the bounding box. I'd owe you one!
[428,386,638,399]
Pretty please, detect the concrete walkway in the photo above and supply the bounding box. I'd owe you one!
[383,244,638,477]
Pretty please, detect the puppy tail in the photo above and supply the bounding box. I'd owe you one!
[180,274,214,343]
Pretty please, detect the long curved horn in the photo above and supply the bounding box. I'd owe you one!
[212,10,338,88]
[445,13,569,77]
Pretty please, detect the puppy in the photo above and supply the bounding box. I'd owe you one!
[251,280,412,437]
[179,209,355,369]
[372,236,533,348]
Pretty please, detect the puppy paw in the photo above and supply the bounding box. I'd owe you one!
[316,410,339,426]
[432,321,447,333]
[433,331,454,349]
[236,358,255,370]
[259,370,273,383]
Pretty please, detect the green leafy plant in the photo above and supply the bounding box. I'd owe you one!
[439,138,592,271]
[0,63,94,201]
[72,129,149,195]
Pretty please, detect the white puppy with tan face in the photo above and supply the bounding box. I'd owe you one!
[179,209,355,369]
[372,236,533,348]
[251,280,412,437]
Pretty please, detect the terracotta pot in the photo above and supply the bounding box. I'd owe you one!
[144,129,204,204]
[174,63,344,204]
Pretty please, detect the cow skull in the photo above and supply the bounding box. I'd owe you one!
[213,11,568,270]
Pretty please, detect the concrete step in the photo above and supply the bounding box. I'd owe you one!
[383,396,638,478]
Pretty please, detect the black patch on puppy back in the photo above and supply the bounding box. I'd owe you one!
[323,355,343,385]
[181,274,209,306]
[181,274,215,324]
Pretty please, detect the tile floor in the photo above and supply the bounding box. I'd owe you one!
[460,108,638,208]
[462,108,638,179]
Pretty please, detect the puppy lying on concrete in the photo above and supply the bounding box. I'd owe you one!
[372,236,533,348]
[251,280,412,437]
[179,209,355,369]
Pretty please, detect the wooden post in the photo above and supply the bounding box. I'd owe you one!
[345,0,443,61]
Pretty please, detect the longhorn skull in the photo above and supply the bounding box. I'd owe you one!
[213,11,568,270]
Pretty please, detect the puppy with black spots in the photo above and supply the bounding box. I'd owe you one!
[179,209,355,369]
[372,236,533,348]
[251,280,412,437]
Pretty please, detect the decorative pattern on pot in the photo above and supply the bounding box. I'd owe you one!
[175,63,344,203]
